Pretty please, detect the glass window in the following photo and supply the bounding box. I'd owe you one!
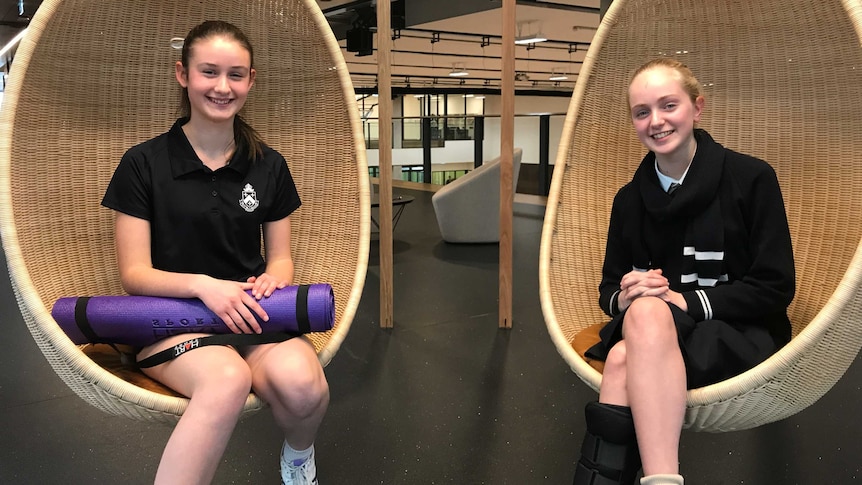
[402,95,423,147]
[357,94,380,148]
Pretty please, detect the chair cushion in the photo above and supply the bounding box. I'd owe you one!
[570,323,607,374]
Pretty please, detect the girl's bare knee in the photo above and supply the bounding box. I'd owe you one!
[605,341,627,371]
[260,349,329,418]
[600,342,629,404]
[624,298,675,344]
[626,296,667,324]
[194,359,253,411]
[603,342,628,385]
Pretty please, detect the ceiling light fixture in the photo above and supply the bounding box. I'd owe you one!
[549,68,568,81]
[515,33,548,45]
[515,21,547,45]
[449,62,469,77]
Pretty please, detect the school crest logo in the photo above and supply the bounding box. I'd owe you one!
[239,183,259,212]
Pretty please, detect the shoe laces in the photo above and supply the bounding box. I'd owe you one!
[281,450,318,485]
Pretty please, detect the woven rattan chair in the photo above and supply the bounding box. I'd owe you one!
[540,0,862,432]
[0,0,369,424]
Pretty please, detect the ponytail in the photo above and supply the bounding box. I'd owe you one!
[234,115,264,162]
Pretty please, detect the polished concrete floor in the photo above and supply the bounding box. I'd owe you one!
[1,187,860,484]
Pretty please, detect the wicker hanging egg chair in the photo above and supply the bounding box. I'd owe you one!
[0,0,370,424]
[540,0,862,432]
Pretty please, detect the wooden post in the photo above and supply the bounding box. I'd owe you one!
[499,0,515,329]
[377,0,394,328]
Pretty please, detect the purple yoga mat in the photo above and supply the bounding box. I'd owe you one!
[51,283,335,346]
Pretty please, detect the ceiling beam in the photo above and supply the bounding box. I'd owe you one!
[515,0,601,14]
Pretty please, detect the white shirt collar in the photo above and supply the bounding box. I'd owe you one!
[655,159,691,193]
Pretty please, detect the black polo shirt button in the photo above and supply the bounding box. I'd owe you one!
[211,175,216,182]
[211,190,217,196]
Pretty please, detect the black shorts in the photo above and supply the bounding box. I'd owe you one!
[585,302,781,389]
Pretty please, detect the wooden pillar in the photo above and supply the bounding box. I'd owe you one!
[499,0,515,329]
[377,0,394,328]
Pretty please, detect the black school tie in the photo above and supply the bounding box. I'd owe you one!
[667,182,681,195]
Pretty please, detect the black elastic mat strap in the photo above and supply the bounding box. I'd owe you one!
[74,297,103,343]
[137,332,299,369]
[74,298,127,355]
[296,284,311,334]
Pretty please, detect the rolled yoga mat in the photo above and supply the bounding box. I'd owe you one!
[51,283,335,347]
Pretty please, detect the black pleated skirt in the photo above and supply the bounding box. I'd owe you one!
[585,302,783,389]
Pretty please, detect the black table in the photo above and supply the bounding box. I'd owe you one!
[370,194,415,230]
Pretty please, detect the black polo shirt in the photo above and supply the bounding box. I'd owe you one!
[102,118,301,281]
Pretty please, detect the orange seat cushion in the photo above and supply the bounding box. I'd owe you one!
[83,344,183,397]
[570,322,607,374]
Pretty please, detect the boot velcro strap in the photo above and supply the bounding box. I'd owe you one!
[574,460,625,485]
[580,431,632,476]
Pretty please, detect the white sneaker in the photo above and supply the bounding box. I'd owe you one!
[280,444,318,485]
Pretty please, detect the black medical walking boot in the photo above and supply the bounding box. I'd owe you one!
[572,401,642,485]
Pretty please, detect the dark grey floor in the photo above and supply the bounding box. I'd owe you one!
[1,188,860,484]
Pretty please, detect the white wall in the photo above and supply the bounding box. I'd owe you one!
[483,95,570,117]
[480,113,566,166]
[365,95,572,167]
[366,140,474,167]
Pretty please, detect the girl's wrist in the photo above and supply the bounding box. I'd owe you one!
[189,273,210,299]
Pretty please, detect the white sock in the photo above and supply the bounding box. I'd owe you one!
[641,474,684,485]
[281,441,313,467]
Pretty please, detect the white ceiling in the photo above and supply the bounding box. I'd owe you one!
[1,1,601,95]
[318,0,602,94]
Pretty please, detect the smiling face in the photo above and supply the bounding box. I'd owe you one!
[628,65,704,164]
[176,35,256,125]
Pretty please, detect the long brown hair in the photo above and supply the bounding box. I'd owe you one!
[179,20,264,161]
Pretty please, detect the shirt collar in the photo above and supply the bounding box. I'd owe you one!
[167,118,251,178]
[654,159,691,193]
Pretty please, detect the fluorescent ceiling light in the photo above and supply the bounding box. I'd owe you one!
[549,67,569,81]
[515,21,547,44]
[449,63,469,77]
[549,68,568,81]
[514,34,547,45]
